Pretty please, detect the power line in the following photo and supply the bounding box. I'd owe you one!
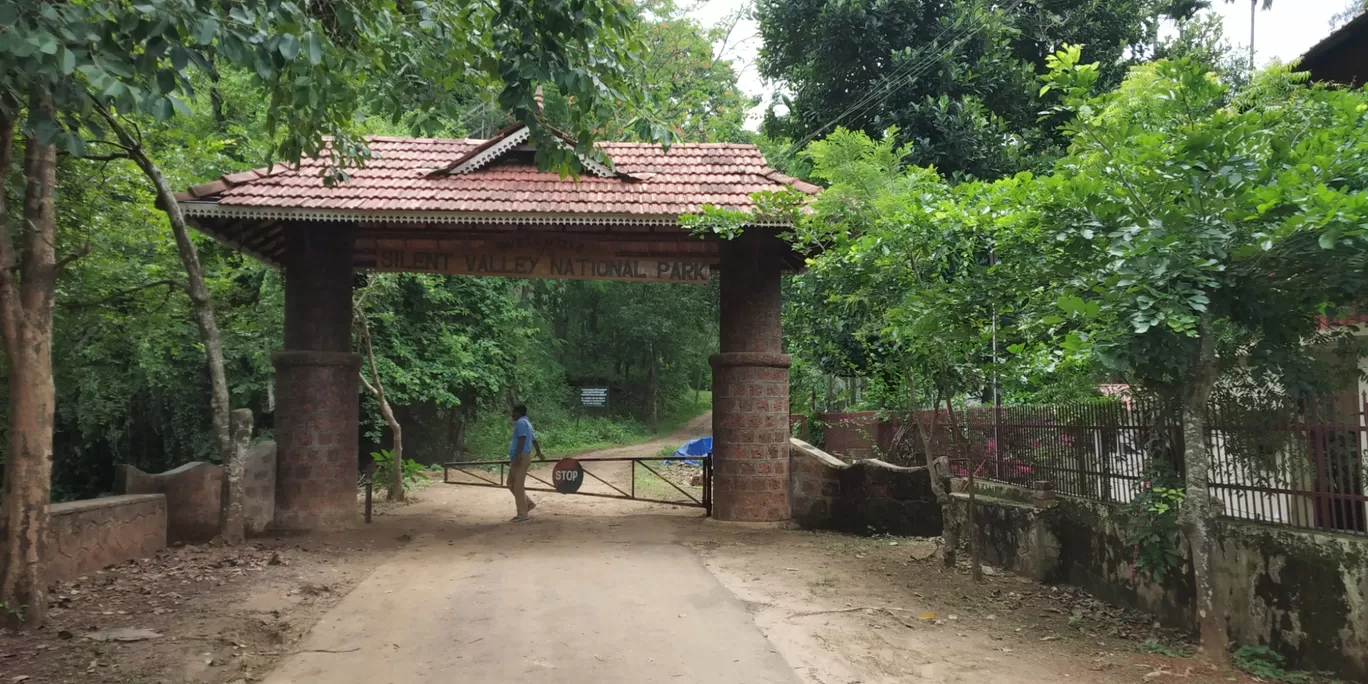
[775,0,1027,163]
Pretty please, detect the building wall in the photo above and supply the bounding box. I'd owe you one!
[0,494,167,583]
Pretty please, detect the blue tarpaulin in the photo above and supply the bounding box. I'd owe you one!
[666,437,711,466]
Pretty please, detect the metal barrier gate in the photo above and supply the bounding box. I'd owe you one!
[442,456,712,515]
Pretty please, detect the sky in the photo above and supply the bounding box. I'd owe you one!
[688,0,1357,129]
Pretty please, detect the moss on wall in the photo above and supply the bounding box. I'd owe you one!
[960,483,1368,681]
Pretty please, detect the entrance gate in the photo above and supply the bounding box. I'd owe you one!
[442,456,712,515]
[179,120,818,529]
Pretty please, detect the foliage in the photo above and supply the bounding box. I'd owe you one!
[355,273,529,446]
[1120,465,1187,584]
[541,0,756,143]
[0,71,286,501]
[370,448,424,492]
[1232,645,1310,683]
[1138,638,1195,658]
[681,188,807,241]
[754,0,1189,180]
[462,390,712,460]
[1031,51,1368,406]
[1,0,674,176]
[527,279,717,426]
[775,47,1368,654]
[780,50,1368,419]
[781,126,1098,410]
[1,0,754,499]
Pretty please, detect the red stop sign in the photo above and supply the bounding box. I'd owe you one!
[552,458,584,494]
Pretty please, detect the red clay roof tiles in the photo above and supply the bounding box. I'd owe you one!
[178,136,818,220]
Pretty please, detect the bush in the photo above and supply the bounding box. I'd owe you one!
[371,449,425,491]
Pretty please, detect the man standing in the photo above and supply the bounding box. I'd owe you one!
[508,404,543,521]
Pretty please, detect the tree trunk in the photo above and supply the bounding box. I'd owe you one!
[0,93,59,630]
[100,110,241,542]
[356,299,404,501]
[943,394,981,581]
[1181,315,1228,664]
[649,342,659,432]
[367,382,404,501]
[220,409,253,544]
[907,374,955,567]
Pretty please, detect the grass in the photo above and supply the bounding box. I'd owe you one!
[629,460,703,502]
[1137,639,1194,659]
[1232,646,1313,683]
[461,391,713,462]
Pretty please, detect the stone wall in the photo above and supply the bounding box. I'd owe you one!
[951,480,1368,680]
[0,495,167,583]
[790,438,943,536]
[115,440,277,542]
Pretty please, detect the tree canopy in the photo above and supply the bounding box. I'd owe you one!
[1,0,743,503]
[755,0,1205,180]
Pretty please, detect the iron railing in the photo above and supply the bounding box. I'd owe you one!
[823,392,1368,537]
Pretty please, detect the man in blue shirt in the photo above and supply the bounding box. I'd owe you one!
[507,404,543,521]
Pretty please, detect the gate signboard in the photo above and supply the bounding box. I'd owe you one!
[579,386,609,409]
[552,458,585,494]
[376,248,711,284]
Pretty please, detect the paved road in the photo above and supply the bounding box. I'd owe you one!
[263,516,798,684]
[264,418,799,684]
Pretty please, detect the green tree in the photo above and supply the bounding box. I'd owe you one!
[754,0,1182,180]
[540,0,756,143]
[533,279,717,430]
[1028,49,1368,661]
[0,0,669,628]
[788,128,1054,574]
[356,273,531,463]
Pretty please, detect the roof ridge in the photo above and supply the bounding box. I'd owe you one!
[760,168,822,194]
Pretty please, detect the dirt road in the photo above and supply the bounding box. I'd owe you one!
[262,415,1234,684]
[6,415,1254,683]
[264,414,800,684]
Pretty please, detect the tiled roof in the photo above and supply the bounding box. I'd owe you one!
[176,132,820,223]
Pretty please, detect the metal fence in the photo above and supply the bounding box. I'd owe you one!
[1205,394,1367,535]
[834,392,1368,538]
[945,401,1170,503]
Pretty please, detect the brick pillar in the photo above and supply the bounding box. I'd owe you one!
[710,231,791,522]
[271,224,360,531]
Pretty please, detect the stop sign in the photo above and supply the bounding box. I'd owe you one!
[552,458,584,494]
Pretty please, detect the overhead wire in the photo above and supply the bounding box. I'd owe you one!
[774,0,1029,163]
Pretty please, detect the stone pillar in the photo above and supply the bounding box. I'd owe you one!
[710,231,792,522]
[272,224,360,531]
